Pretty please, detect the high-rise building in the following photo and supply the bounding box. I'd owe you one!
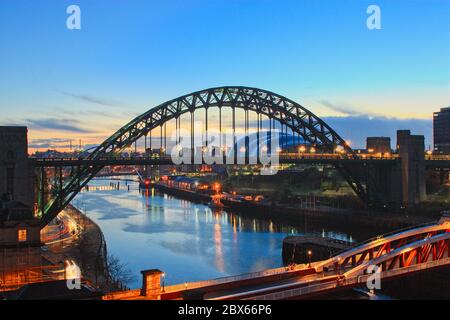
[433,107,450,154]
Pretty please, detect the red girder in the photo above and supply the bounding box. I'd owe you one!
[421,243,433,263]
[436,239,449,260]
[404,249,417,268]
[375,238,449,273]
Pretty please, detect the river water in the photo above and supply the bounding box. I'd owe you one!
[73,177,354,289]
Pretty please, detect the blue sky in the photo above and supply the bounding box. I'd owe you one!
[0,0,449,149]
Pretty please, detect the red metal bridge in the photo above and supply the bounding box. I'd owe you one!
[103,214,450,300]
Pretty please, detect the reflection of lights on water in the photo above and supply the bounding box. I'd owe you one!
[214,223,224,272]
[269,221,274,233]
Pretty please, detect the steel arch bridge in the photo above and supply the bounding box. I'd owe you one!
[37,86,371,227]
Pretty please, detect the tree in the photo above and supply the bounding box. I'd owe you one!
[107,254,135,288]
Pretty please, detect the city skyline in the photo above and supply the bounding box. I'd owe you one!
[0,0,449,151]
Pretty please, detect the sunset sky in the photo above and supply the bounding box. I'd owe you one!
[0,0,449,151]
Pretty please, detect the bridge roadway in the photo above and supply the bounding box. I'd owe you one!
[103,214,450,300]
[31,154,450,168]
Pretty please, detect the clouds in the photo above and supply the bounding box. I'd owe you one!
[28,138,73,149]
[318,99,380,118]
[26,118,94,133]
[60,91,125,108]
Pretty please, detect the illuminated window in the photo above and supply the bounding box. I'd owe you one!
[18,228,27,242]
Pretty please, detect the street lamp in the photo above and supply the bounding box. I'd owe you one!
[307,250,312,267]
[336,257,342,275]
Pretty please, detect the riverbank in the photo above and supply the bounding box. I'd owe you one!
[153,182,212,203]
[153,182,435,240]
[42,205,116,293]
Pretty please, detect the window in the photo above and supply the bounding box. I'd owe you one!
[18,228,27,242]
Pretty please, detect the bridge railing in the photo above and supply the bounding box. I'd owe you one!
[164,264,308,293]
[426,155,450,161]
[279,153,397,160]
[244,256,450,300]
[328,221,437,259]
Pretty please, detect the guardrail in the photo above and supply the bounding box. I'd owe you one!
[244,257,450,300]
[164,264,308,293]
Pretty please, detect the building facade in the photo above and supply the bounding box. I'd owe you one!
[0,127,35,208]
[366,137,391,154]
[433,107,450,154]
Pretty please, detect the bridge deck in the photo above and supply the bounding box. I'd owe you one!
[103,218,450,300]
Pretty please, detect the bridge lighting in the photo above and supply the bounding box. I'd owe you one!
[335,146,344,153]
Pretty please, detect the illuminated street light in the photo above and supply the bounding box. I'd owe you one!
[307,250,312,267]
[298,146,306,153]
[310,147,316,153]
[335,146,344,154]
[336,257,342,275]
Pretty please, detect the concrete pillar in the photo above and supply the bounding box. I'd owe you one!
[396,130,426,206]
[140,269,164,298]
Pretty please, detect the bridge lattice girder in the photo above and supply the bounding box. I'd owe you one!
[315,220,450,275]
[343,232,450,278]
[39,86,369,227]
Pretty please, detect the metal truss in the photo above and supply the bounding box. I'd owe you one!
[38,86,369,227]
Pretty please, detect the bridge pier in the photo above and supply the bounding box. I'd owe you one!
[396,130,426,206]
[364,130,427,208]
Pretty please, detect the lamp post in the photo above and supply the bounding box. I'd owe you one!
[336,257,342,275]
[307,250,312,268]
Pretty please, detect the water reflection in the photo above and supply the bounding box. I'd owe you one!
[74,177,353,289]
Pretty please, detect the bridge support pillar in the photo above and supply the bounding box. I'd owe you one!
[396,130,426,206]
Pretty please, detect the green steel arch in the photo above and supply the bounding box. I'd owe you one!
[40,86,367,226]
